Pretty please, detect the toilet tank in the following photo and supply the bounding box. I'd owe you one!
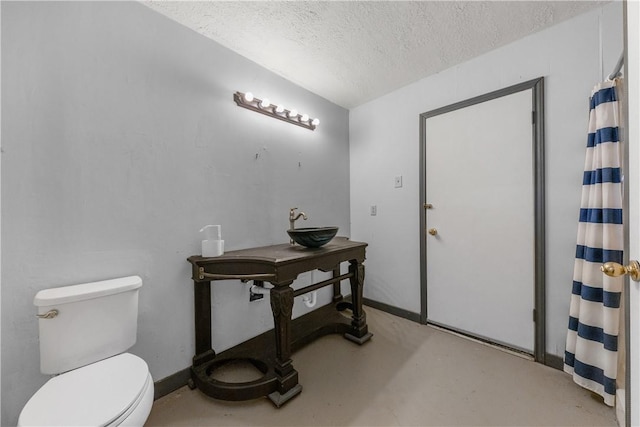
[34,276,143,375]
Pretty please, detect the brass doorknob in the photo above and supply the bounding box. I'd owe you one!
[428,228,438,236]
[601,260,640,281]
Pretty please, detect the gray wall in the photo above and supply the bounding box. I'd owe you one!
[1,2,349,425]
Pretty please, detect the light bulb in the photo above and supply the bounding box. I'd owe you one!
[244,92,254,102]
[300,114,309,122]
[275,105,285,113]
[288,109,298,119]
[260,98,271,108]
[311,118,320,126]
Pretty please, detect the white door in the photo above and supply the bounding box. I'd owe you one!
[425,88,535,353]
[626,1,639,424]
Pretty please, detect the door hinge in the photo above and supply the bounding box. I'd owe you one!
[532,111,536,125]
[533,308,537,322]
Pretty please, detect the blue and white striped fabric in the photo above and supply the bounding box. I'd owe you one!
[564,79,623,407]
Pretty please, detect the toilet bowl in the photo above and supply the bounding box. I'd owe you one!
[18,353,153,427]
[18,276,153,426]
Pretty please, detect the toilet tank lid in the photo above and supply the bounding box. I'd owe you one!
[34,276,142,307]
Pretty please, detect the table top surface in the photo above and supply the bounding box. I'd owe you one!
[188,237,366,266]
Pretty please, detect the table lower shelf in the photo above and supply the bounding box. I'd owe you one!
[190,299,372,405]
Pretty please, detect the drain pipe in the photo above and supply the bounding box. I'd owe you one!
[302,271,318,308]
[302,291,317,308]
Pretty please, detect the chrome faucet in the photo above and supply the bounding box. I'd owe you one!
[289,207,308,230]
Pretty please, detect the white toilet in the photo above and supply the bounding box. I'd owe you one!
[18,276,154,427]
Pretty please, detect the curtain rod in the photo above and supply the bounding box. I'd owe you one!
[608,52,625,80]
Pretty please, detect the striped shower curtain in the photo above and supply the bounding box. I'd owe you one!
[564,79,623,406]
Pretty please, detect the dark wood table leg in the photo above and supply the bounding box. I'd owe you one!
[332,267,343,302]
[190,280,216,390]
[193,280,216,366]
[345,260,373,344]
[268,284,302,406]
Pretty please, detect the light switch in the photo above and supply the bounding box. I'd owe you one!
[394,176,403,188]
[370,205,377,216]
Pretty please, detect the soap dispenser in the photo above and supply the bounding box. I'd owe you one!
[200,225,224,257]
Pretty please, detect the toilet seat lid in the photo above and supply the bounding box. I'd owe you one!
[19,353,149,427]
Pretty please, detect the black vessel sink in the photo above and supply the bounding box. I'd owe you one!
[287,227,339,248]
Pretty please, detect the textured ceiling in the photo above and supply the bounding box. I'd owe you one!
[143,1,607,108]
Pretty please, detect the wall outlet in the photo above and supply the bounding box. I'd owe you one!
[249,283,265,302]
[394,176,403,188]
[370,205,377,216]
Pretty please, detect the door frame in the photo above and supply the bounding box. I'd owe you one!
[419,77,546,363]
[623,1,638,425]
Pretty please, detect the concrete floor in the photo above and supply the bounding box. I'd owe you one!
[146,307,617,426]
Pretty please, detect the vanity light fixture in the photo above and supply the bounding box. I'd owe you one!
[233,91,319,131]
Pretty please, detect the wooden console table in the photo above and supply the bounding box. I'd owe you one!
[187,237,372,407]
